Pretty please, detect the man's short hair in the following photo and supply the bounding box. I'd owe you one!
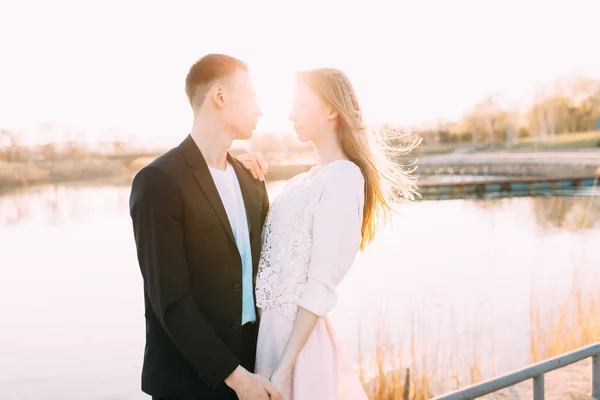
[185,54,248,110]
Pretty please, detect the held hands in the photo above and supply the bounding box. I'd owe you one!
[225,366,283,400]
[237,152,269,182]
[269,369,290,398]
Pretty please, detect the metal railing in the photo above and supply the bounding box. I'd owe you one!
[431,342,600,400]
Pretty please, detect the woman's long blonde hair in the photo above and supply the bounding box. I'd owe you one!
[296,68,421,249]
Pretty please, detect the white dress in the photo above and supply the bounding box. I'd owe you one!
[255,160,368,400]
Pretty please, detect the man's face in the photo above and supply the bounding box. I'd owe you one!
[222,70,262,141]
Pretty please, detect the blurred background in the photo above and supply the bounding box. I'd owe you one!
[1,1,599,399]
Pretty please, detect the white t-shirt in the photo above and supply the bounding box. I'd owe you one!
[208,162,247,233]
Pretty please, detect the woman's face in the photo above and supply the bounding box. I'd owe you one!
[288,81,335,143]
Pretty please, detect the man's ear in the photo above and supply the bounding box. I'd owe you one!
[209,83,226,108]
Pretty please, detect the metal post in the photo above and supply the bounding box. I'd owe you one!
[593,355,600,399]
[533,375,545,400]
[431,344,600,400]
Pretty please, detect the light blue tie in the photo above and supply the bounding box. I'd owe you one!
[235,222,256,325]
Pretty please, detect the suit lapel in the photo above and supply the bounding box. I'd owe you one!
[179,135,237,248]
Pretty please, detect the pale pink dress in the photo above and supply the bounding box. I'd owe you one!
[255,160,368,400]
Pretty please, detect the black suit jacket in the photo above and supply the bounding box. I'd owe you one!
[129,134,269,398]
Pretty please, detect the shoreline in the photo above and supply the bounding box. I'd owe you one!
[0,158,137,195]
[0,157,318,194]
[480,359,593,399]
[2,150,599,195]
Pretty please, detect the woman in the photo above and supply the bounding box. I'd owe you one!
[238,68,420,399]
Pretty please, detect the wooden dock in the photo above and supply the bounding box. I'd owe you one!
[260,159,600,199]
[418,174,599,199]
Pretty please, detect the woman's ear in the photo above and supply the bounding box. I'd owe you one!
[327,108,338,121]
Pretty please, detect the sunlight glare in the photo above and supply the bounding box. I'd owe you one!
[249,65,296,134]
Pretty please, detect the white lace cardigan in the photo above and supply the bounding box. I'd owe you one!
[255,160,365,322]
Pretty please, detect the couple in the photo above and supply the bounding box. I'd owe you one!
[129,53,419,400]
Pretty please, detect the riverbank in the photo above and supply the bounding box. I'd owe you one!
[0,158,136,194]
[0,157,315,194]
[365,360,595,399]
[2,149,600,195]
[362,262,600,399]
[482,359,593,399]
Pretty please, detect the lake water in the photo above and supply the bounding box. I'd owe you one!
[1,182,599,399]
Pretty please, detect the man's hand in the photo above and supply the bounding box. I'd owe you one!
[237,152,268,182]
[261,374,283,400]
[225,366,283,400]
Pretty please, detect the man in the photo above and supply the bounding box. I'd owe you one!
[129,54,281,400]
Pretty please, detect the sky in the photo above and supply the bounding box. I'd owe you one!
[1,0,599,146]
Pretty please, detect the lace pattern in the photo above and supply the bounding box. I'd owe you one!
[255,174,314,322]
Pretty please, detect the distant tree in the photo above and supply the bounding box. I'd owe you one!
[527,78,600,137]
[506,107,522,147]
[64,128,87,156]
[0,128,20,162]
[579,86,600,130]
[460,95,510,146]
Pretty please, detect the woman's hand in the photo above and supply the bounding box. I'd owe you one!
[269,369,289,398]
[237,152,268,182]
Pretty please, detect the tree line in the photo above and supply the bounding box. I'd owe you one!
[2,77,599,163]
[417,77,600,147]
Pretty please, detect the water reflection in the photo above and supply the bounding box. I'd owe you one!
[463,193,600,231]
[0,183,129,226]
[532,195,600,231]
[1,183,599,398]
[2,182,598,232]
